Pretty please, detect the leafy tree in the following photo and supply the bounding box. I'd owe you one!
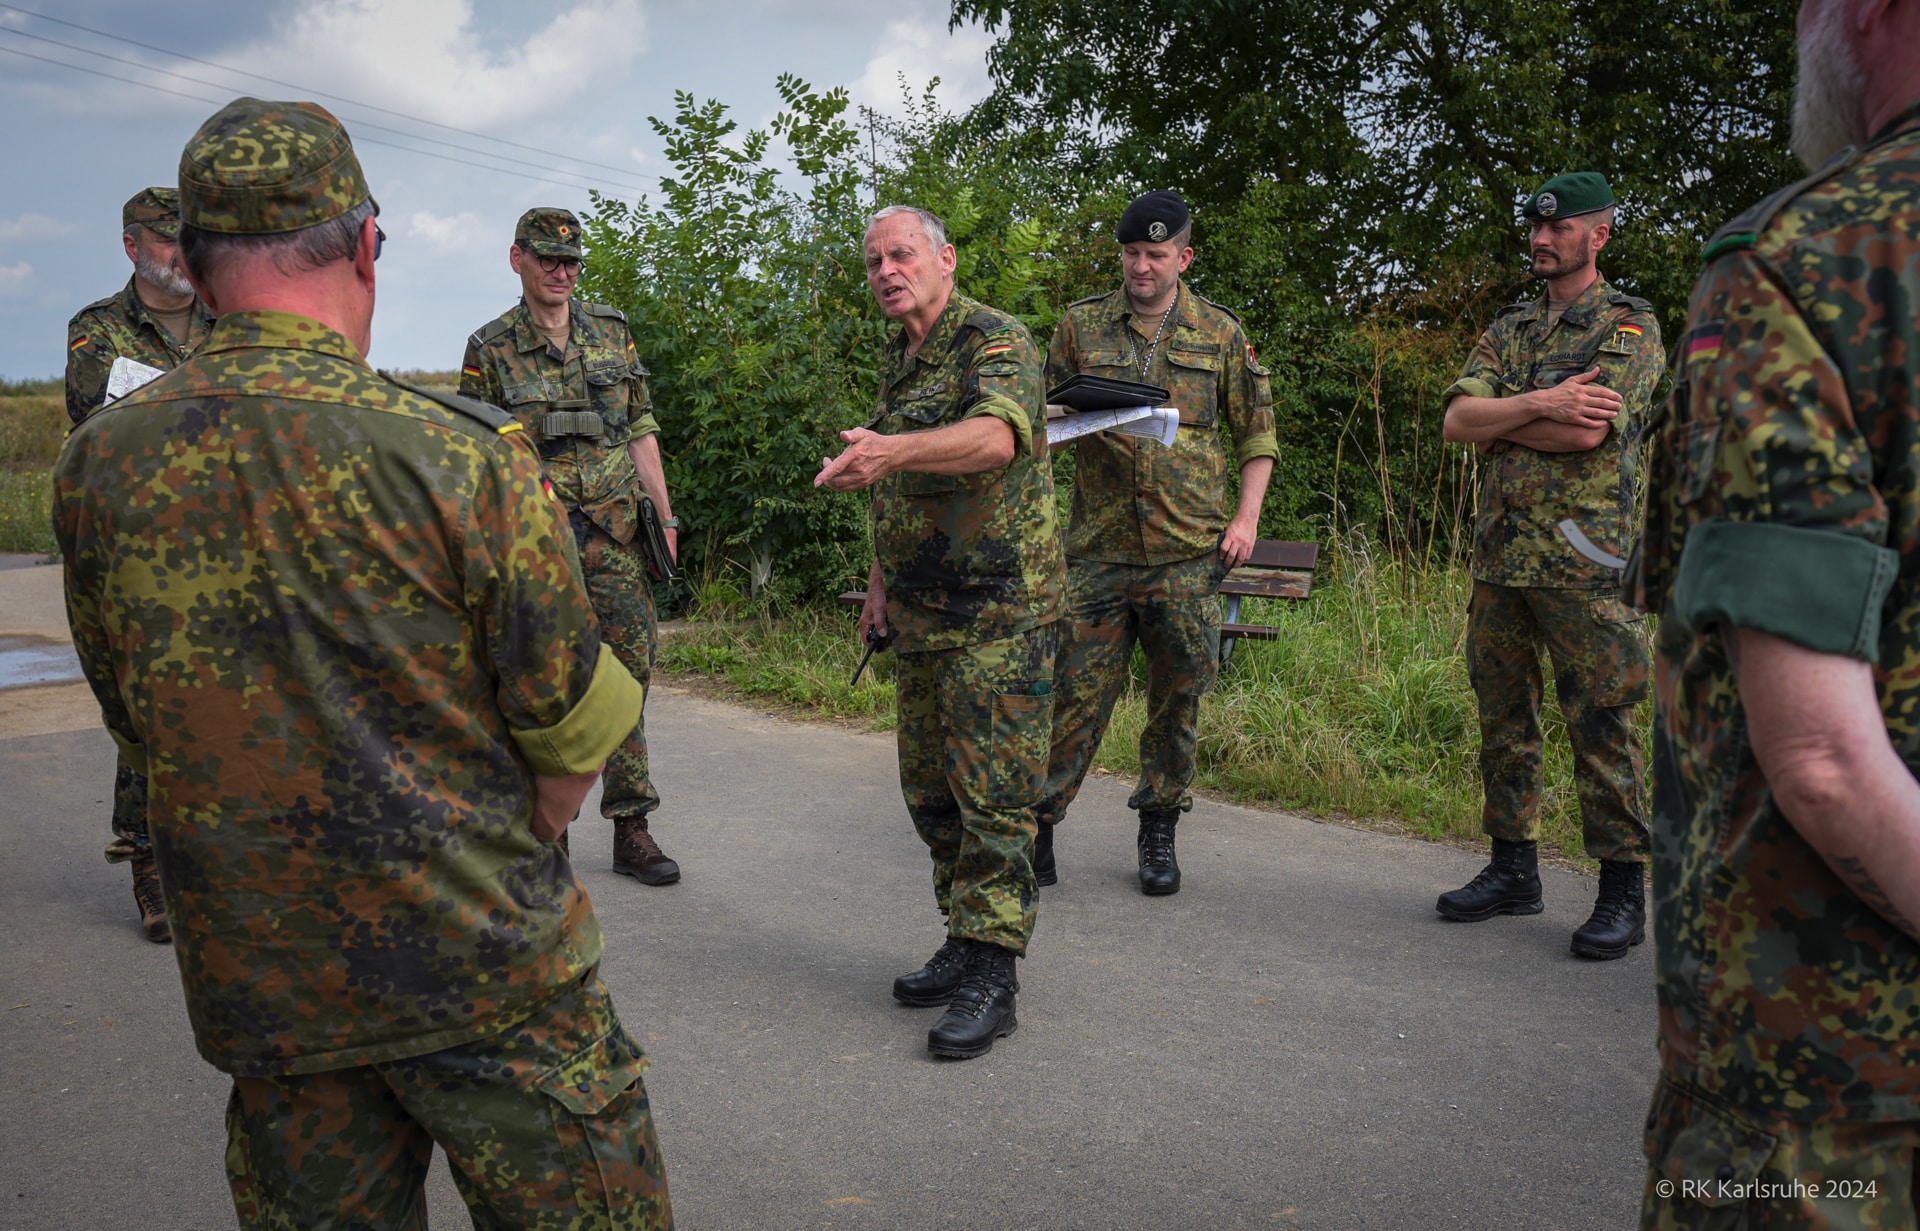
[580,77,1109,606]
[952,0,1803,557]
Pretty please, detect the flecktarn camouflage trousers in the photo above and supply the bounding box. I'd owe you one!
[102,754,150,862]
[1036,552,1227,825]
[894,623,1057,954]
[226,969,671,1230]
[1466,580,1650,861]
[1642,1073,1920,1230]
[576,522,660,819]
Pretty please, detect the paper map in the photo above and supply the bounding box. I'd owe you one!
[103,355,167,406]
[1045,405,1180,448]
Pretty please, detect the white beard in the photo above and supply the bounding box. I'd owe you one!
[1791,0,1870,171]
[135,250,194,299]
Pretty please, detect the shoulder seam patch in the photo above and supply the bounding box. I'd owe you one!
[1190,292,1244,324]
[382,372,520,435]
[470,316,514,346]
[581,301,628,322]
[1067,290,1116,309]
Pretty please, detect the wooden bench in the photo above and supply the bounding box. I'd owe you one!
[1217,539,1318,667]
[837,538,1318,669]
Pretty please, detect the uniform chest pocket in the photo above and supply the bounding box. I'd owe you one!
[1081,350,1134,374]
[891,383,955,425]
[583,360,631,430]
[1532,364,1593,390]
[894,472,958,497]
[502,381,549,407]
[1165,348,1221,427]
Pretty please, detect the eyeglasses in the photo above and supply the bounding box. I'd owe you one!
[534,254,585,278]
[373,225,386,261]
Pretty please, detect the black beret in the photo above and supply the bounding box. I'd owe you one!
[1117,190,1190,245]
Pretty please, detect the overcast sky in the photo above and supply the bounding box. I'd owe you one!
[0,0,998,380]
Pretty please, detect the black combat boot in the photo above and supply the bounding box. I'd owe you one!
[927,940,1019,1059]
[892,937,970,1007]
[1436,838,1544,921]
[612,815,680,885]
[130,854,170,944]
[1570,859,1647,960]
[1033,823,1058,888]
[1137,808,1182,895]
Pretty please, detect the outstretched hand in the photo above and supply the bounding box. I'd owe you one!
[816,429,894,491]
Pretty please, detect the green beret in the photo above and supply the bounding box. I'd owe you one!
[123,187,180,238]
[179,97,376,236]
[516,208,584,259]
[1522,172,1614,222]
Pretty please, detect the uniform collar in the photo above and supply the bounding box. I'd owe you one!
[512,298,579,355]
[886,290,975,372]
[1518,274,1614,330]
[198,309,368,365]
[117,275,213,335]
[1115,279,1194,333]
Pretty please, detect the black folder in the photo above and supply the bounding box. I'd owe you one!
[1046,374,1170,412]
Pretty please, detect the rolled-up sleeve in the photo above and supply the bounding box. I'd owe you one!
[965,323,1044,458]
[1672,250,1890,660]
[1441,328,1507,405]
[468,435,642,772]
[1223,323,1279,464]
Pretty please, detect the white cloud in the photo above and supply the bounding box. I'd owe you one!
[235,0,651,129]
[849,8,995,118]
[0,262,33,296]
[406,209,487,251]
[0,213,78,244]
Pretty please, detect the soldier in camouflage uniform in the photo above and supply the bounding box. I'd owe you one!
[56,97,670,1229]
[1036,189,1279,896]
[1437,171,1664,960]
[817,205,1065,1060]
[1633,4,1920,1223]
[461,208,682,887]
[65,186,216,945]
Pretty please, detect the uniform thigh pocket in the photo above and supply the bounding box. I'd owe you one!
[1587,595,1650,708]
[536,1018,660,1217]
[1643,1074,1779,1219]
[987,688,1051,808]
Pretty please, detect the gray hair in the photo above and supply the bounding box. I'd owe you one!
[179,198,377,285]
[865,204,949,254]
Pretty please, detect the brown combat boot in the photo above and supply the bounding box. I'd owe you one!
[612,816,680,885]
[130,854,171,944]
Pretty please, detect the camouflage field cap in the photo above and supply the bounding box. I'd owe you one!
[179,97,376,235]
[122,187,181,238]
[516,208,584,259]
[1522,172,1614,222]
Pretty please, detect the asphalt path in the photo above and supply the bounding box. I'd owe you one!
[0,558,1660,1230]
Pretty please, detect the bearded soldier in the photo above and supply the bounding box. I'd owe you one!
[1437,172,1664,960]
[65,186,215,943]
[1635,0,1920,1223]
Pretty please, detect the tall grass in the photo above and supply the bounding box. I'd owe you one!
[0,392,64,555]
[657,540,1629,861]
